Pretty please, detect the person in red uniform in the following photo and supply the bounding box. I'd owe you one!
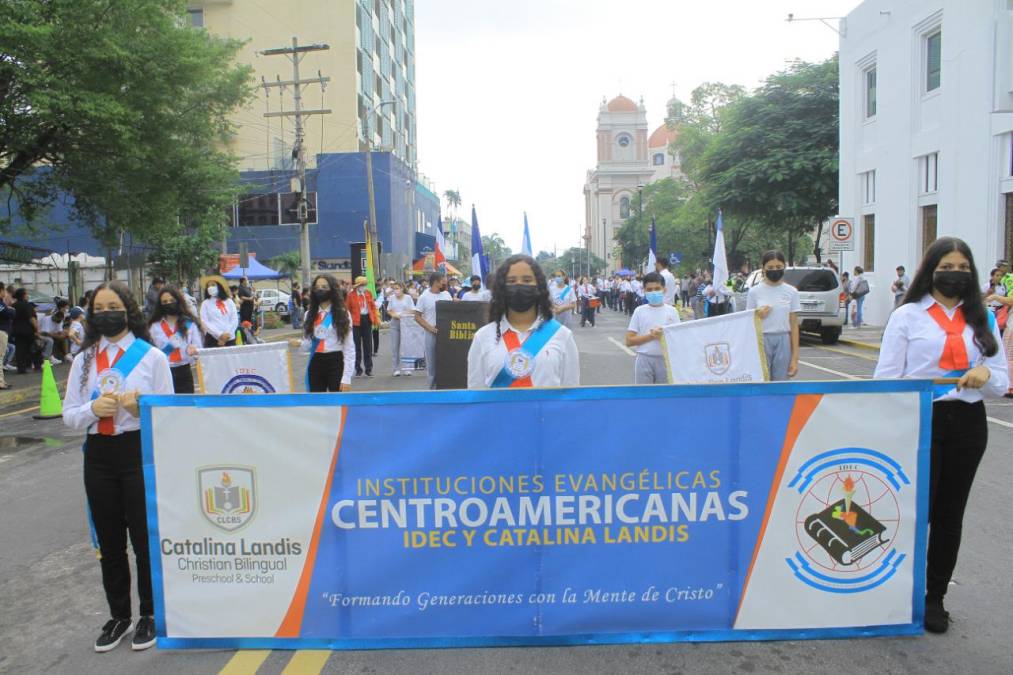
[345,276,379,377]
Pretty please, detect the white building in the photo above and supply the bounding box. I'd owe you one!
[839,0,1013,326]
[584,95,683,270]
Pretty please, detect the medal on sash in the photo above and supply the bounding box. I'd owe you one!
[96,368,125,395]
[507,349,534,379]
[491,319,563,388]
[314,323,330,340]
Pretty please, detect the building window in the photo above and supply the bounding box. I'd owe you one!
[653,153,665,166]
[619,196,630,219]
[919,152,939,194]
[864,66,877,118]
[187,8,204,28]
[863,214,875,271]
[925,30,942,92]
[921,204,938,252]
[237,194,279,227]
[861,170,876,205]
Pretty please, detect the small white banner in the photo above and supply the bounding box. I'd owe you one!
[662,310,768,384]
[196,342,293,394]
[397,314,426,371]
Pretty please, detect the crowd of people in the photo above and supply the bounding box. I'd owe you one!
[0,236,1008,647]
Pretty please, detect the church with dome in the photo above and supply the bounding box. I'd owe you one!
[583,94,682,269]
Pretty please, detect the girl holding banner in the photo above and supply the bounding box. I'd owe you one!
[875,237,1008,634]
[290,274,354,392]
[62,281,174,652]
[148,286,203,393]
[199,276,238,348]
[747,250,801,380]
[467,254,579,389]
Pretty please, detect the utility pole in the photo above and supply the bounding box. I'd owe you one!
[261,37,331,288]
[364,101,395,283]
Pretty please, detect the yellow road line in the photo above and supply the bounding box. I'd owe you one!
[281,650,332,675]
[218,650,272,675]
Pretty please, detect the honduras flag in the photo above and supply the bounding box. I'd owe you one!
[647,215,657,270]
[522,212,533,257]
[471,205,489,284]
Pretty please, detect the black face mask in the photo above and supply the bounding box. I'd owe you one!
[161,302,180,315]
[933,271,972,298]
[505,284,540,312]
[765,269,785,282]
[472,283,481,290]
[313,289,331,303]
[90,310,128,337]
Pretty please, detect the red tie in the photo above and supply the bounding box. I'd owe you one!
[216,299,226,315]
[314,312,326,352]
[501,330,533,388]
[95,346,123,435]
[926,303,970,370]
[161,320,182,363]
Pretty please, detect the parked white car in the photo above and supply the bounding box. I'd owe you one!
[735,267,845,344]
[256,288,291,316]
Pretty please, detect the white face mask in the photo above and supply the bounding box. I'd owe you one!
[207,286,218,297]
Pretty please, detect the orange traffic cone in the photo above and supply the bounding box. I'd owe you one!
[33,360,63,420]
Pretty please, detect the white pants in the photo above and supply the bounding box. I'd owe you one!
[425,331,437,389]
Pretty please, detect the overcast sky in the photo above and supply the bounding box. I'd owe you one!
[414,0,862,254]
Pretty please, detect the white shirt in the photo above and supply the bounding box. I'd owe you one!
[578,283,596,299]
[627,303,681,356]
[621,281,632,293]
[300,308,355,385]
[467,317,580,389]
[415,289,451,327]
[892,274,911,298]
[63,333,174,435]
[660,269,678,305]
[632,280,644,297]
[68,321,85,355]
[38,313,63,334]
[874,295,1009,403]
[149,318,203,366]
[747,282,802,334]
[549,281,575,308]
[387,294,416,319]
[462,289,491,302]
[200,298,238,339]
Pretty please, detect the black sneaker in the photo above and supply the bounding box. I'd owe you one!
[925,597,950,634]
[365,371,373,377]
[94,618,133,653]
[132,616,156,651]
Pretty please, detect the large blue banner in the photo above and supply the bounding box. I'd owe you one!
[142,380,932,649]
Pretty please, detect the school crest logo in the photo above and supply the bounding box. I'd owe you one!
[786,448,907,593]
[198,466,256,532]
[221,373,276,394]
[704,342,731,375]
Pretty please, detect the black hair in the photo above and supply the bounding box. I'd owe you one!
[761,250,787,267]
[643,271,664,287]
[903,236,998,357]
[304,274,351,340]
[854,266,864,275]
[429,272,445,286]
[488,254,553,341]
[153,276,166,285]
[149,285,203,336]
[656,258,669,268]
[470,275,481,283]
[77,281,152,396]
[896,266,905,272]
[13,287,27,301]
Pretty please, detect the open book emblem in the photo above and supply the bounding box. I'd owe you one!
[805,499,889,566]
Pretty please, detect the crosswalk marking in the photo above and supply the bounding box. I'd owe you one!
[218,650,271,675]
[280,650,332,674]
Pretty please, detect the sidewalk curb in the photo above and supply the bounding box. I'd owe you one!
[838,337,881,351]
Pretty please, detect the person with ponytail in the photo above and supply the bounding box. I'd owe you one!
[199,276,238,348]
[148,285,203,393]
[289,274,354,392]
[62,281,173,652]
[467,254,579,388]
[874,237,1008,634]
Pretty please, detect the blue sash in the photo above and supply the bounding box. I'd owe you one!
[559,285,572,301]
[934,311,996,399]
[305,311,334,391]
[89,338,153,401]
[491,319,563,388]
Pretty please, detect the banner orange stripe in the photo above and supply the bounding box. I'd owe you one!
[275,408,347,637]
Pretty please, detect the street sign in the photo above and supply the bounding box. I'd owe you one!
[828,217,855,252]
[239,242,250,269]
[669,252,682,265]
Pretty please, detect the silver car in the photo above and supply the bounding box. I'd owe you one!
[736,267,845,344]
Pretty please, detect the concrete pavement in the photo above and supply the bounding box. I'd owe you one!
[1,308,1011,675]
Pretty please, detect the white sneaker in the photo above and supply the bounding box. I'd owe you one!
[3,364,15,372]
[63,355,74,363]
[49,356,61,365]
[393,370,401,377]
[402,370,412,376]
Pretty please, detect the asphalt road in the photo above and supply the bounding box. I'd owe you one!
[1,308,1012,675]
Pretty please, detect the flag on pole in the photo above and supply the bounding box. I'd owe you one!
[471,205,489,283]
[647,215,658,270]
[712,210,728,292]
[434,218,447,273]
[363,220,377,296]
[521,212,533,257]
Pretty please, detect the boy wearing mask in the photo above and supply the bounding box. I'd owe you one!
[462,275,491,302]
[626,272,681,384]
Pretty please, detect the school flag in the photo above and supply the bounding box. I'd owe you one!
[661,310,768,384]
[142,379,932,649]
[647,215,658,270]
[471,205,489,283]
[521,212,533,257]
[195,342,294,394]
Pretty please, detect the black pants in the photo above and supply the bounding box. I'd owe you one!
[353,317,373,374]
[170,363,195,394]
[708,302,731,317]
[13,334,41,372]
[83,431,152,620]
[307,351,345,392]
[580,300,596,327]
[927,400,987,600]
[203,334,236,348]
[372,327,380,355]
